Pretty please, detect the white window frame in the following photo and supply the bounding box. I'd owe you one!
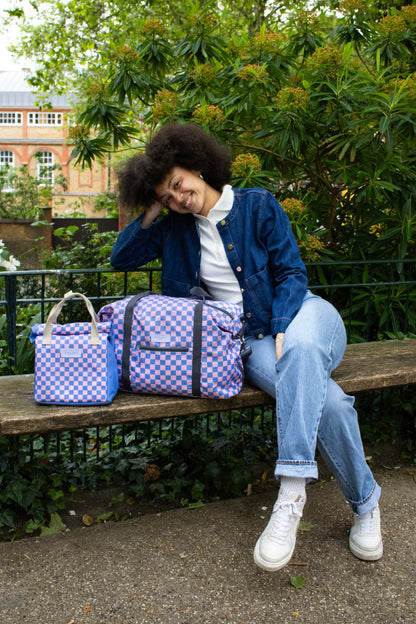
[0,150,15,191]
[0,150,15,168]
[0,111,22,125]
[37,151,54,186]
[28,112,63,126]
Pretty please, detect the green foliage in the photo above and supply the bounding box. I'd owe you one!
[13,306,42,374]
[39,512,67,536]
[290,575,305,589]
[43,222,116,270]
[0,305,42,375]
[6,0,416,261]
[41,222,159,298]
[0,164,67,219]
[92,189,119,217]
[0,409,277,538]
[0,240,20,271]
[356,382,416,452]
[0,434,67,535]
[305,261,416,342]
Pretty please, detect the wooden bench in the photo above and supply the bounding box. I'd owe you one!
[1,339,416,437]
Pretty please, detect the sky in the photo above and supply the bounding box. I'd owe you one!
[0,1,36,72]
[0,33,24,72]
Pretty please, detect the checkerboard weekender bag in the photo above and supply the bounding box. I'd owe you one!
[98,290,246,398]
[30,291,119,405]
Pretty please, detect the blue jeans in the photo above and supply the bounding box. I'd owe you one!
[244,291,381,515]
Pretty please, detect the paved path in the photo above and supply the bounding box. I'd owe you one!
[0,458,415,624]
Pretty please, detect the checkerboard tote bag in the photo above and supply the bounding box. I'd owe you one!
[98,290,245,398]
[30,291,119,405]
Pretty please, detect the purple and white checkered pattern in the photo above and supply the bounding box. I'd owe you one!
[99,294,243,398]
[30,321,118,404]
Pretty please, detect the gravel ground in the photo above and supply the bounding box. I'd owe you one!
[0,452,415,624]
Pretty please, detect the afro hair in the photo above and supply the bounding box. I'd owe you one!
[117,123,232,212]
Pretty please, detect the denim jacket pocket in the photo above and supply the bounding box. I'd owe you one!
[244,267,273,318]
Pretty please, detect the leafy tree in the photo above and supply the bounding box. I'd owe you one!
[4,0,416,262]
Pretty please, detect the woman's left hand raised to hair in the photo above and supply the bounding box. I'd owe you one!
[142,200,165,229]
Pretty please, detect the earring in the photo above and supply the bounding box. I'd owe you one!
[200,174,204,179]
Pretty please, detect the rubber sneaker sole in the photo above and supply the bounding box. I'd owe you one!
[349,537,383,561]
[253,535,298,571]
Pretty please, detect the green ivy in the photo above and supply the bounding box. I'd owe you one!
[0,410,277,538]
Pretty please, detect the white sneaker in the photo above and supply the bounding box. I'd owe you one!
[254,492,306,571]
[349,504,383,561]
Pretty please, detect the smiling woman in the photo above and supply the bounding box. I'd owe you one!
[116,122,231,212]
[153,167,220,218]
[111,122,383,573]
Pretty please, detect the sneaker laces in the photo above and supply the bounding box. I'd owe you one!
[269,498,304,543]
[354,508,376,534]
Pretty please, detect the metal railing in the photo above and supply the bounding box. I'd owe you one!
[1,259,416,370]
[1,259,414,464]
[0,266,161,369]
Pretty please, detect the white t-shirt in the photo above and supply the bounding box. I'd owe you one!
[194,185,243,309]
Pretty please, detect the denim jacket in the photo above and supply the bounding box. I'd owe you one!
[111,187,308,337]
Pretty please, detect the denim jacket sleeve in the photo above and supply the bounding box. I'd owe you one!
[110,214,164,270]
[257,191,307,335]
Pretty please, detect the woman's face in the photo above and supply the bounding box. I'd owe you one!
[154,166,220,217]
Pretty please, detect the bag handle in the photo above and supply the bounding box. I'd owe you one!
[42,290,100,345]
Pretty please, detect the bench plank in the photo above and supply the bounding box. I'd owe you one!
[333,338,416,392]
[1,339,415,436]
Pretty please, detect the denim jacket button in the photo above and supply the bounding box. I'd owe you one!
[257,333,264,339]
[236,266,242,272]
[220,220,226,226]
[227,244,233,250]
[246,312,251,318]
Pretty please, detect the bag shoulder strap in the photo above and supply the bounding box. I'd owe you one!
[121,291,155,391]
[191,301,203,397]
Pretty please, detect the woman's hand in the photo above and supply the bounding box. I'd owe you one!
[142,200,165,229]
[275,333,285,360]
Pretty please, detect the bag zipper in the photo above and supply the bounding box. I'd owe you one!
[137,345,189,353]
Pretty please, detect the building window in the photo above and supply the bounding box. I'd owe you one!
[0,112,22,125]
[28,112,63,126]
[37,151,54,186]
[0,151,15,191]
[0,150,15,168]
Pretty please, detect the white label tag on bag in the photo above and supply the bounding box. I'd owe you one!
[150,333,171,343]
[61,348,82,358]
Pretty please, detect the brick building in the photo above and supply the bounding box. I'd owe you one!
[0,70,111,216]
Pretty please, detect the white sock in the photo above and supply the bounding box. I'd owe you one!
[279,477,306,499]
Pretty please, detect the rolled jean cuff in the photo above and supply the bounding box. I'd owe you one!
[274,460,319,482]
[347,482,382,515]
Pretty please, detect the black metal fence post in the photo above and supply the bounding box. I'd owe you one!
[5,273,17,369]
